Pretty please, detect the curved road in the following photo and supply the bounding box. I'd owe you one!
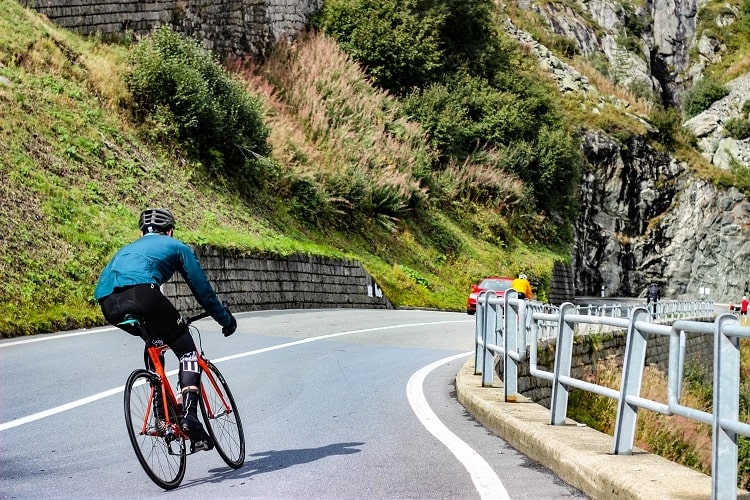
[0,309,585,499]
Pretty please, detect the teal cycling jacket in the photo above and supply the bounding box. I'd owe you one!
[94,233,233,328]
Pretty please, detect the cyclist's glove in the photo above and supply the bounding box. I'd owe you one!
[222,314,237,337]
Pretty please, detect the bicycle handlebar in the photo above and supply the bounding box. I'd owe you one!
[184,302,230,325]
[186,311,211,324]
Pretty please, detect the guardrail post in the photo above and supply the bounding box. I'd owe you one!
[481,291,499,387]
[504,290,519,402]
[550,302,576,425]
[474,291,486,375]
[613,307,650,454]
[712,314,740,500]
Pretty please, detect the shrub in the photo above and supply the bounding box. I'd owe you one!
[730,160,750,197]
[682,77,729,119]
[420,215,463,257]
[126,26,270,185]
[315,0,505,93]
[432,0,507,80]
[435,157,527,210]
[402,73,551,161]
[743,0,750,31]
[649,105,682,146]
[315,0,446,92]
[724,117,750,139]
[622,2,652,38]
[289,176,333,226]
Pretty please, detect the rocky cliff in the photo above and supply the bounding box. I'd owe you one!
[574,128,750,301]
[510,0,750,301]
[521,0,704,106]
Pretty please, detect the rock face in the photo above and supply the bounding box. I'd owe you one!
[683,72,750,170]
[574,131,678,297]
[523,0,704,106]
[508,0,750,302]
[573,130,750,301]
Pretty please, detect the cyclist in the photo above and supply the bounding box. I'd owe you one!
[646,282,660,316]
[95,208,237,452]
[511,273,533,300]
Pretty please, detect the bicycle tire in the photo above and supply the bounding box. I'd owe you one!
[124,369,186,489]
[200,360,245,468]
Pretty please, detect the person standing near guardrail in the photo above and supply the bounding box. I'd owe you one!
[741,296,749,318]
[646,282,660,316]
[511,273,533,300]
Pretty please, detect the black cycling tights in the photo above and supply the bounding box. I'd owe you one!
[99,283,201,388]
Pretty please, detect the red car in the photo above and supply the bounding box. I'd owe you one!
[466,276,515,315]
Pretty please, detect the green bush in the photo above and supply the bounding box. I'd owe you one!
[317,0,580,237]
[530,126,581,213]
[730,161,750,197]
[431,0,507,81]
[289,176,332,226]
[622,2,651,38]
[724,117,750,139]
[315,0,505,93]
[402,71,580,231]
[421,215,463,257]
[649,105,682,146]
[126,26,271,185]
[682,77,729,119]
[402,73,551,161]
[315,0,446,92]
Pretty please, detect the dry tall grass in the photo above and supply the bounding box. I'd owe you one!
[233,32,433,221]
[571,57,654,117]
[257,32,432,174]
[573,357,715,477]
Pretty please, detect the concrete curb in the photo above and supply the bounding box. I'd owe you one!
[455,358,749,499]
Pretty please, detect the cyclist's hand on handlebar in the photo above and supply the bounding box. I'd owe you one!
[222,314,237,337]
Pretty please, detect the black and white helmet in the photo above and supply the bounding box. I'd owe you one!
[139,208,175,233]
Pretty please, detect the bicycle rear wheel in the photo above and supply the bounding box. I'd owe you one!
[200,360,245,468]
[124,369,186,489]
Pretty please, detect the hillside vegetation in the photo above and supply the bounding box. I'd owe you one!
[0,1,568,336]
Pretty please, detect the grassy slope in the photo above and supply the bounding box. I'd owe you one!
[0,2,562,337]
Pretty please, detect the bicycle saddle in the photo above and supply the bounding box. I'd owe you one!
[118,314,145,327]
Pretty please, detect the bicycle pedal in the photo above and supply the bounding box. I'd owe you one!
[190,439,214,453]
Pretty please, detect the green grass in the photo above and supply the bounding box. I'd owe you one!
[0,1,569,337]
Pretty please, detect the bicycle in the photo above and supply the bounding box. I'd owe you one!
[120,310,245,489]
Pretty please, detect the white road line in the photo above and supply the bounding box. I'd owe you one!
[0,327,120,347]
[407,353,511,500]
[0,320,470,431]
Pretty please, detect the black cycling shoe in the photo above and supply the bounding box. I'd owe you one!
[191,437,214,453]
[182,413,214,452]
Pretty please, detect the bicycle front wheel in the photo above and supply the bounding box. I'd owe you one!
[200,360,245,468]
[124,369,186,490]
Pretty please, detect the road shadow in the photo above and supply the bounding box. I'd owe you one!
[180,441,364,487]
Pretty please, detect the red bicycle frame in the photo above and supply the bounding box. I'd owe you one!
[140,344,234,438]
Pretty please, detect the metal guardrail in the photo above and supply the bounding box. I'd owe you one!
[474,290,750,500]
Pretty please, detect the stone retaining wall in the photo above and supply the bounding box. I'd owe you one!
[548,261,575,305]
[22,0,322,58]
[161,247,392,316]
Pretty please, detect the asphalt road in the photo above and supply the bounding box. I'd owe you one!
[0,308,585,499]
